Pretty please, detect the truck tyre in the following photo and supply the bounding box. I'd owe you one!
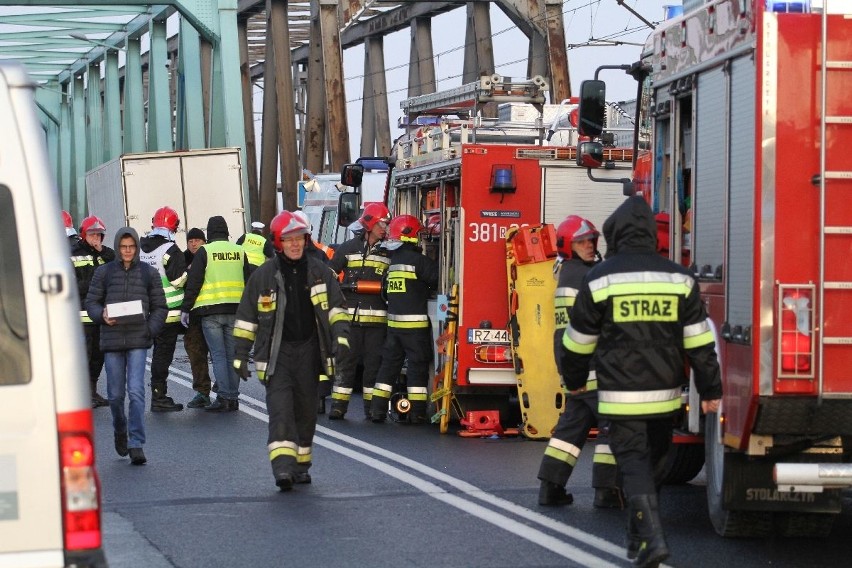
[705,412,773,537]
[660,441,705,485]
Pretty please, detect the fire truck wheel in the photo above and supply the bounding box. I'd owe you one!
[705,412,773,538]
[660,442,704,485]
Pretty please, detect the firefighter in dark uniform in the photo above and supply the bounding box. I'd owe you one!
[369,215,438,423]
[327,203,391,420]
[236,220,274,270]
[71,215,115,407]
[140,206,187,412]
[537,215,623,508]
[562,197,721,568]
[232,211,350,491]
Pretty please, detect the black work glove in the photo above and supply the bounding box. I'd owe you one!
[234,359,250,381]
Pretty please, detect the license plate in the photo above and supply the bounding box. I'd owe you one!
[467,328,510,344]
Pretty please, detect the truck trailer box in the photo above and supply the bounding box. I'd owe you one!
[85,147,246,249]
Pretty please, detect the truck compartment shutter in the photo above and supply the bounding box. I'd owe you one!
[694,66,726,280]
[541,162,628,259]
[727,56,756,327]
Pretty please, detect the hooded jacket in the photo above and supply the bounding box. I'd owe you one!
[181,216,251,317]
[85,227,168,352]
[561,197,722,419]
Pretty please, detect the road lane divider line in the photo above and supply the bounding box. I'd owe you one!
[163,365,633,565]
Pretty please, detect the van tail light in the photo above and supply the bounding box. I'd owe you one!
[473,344,512,364]
[777,285,814,379]
[58,409,102,551]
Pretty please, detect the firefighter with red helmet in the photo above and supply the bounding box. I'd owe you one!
[369,214,438,423]
[71,215,116,407]
[537,215,623,508]
[63,209,80,247]
[327,202,391,419]
[232,211,350,490]
[138,206,188,411]
[562,197,721,566]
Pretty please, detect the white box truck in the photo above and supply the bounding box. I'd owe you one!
[85,147,247,249]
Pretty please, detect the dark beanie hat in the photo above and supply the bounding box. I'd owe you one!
[187,227,206,241]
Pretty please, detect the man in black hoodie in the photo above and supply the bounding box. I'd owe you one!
[561,197,721,567]
[180,216,251,412]
[86,227,167,466]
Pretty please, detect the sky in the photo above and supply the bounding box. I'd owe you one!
[338,0,673,159]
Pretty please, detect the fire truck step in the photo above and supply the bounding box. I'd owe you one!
[824,227,852,234]
[824,171,852,179]
[826,61,852,69]
[823,337,852,345]
[826,116,852,124]
[824,282,852,289]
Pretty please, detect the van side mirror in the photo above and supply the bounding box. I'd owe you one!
[576,141,604,168]
[577,79,606,138]
[338,192,360,227]
[341,163,364,187]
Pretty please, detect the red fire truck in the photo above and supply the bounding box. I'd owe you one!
[579,0,852,537]
[384,76,632,433]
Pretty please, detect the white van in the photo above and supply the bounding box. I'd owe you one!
[0,64,105,566]
[301,158,389,247]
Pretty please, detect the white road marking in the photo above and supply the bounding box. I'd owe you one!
[162,364,640,567]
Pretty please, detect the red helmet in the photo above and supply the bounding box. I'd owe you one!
[556,215,599,258]
[62,210,73,229]
[79,215,106,236]
[388,214,422,243]
[359,203,390,232]
[152,206,180,232]
[269,211,309,252]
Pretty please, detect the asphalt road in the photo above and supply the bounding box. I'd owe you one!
[91,342,852,567]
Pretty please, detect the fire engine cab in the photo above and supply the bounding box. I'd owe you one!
[386,75,632,433]
[581,0,852,537]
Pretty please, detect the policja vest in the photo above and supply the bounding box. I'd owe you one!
[241,233,268,267]
[140,242,184,323]
[193,241,246,310]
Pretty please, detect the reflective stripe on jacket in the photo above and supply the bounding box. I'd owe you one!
[194,241,246,309]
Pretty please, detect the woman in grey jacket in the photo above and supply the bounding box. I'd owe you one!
[86,227,167,465]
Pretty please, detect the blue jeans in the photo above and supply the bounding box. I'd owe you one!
[201,313,239,400]
[104,349,148,448]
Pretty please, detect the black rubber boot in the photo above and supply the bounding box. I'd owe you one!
[205,397,237,413]
[151,386,183,412]
[114,431,128,457]
[628,494,669,568]
[328,401,347,420]
[317,396,326,415]
[627,505,640,560]
[594,487,625,509]
[538,480,574,506]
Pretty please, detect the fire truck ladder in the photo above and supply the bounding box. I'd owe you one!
[817,8,852,400]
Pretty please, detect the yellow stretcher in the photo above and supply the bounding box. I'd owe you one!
[505,225,564,439]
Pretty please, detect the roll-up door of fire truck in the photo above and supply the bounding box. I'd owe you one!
[726,56,756,344]
[540,162,627,258]
[693,66,726,287]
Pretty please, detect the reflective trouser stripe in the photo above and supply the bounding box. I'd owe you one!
[332,386,353,401]
[543,438,581,467]
[593,444,616,465]
[373,382,393,399]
